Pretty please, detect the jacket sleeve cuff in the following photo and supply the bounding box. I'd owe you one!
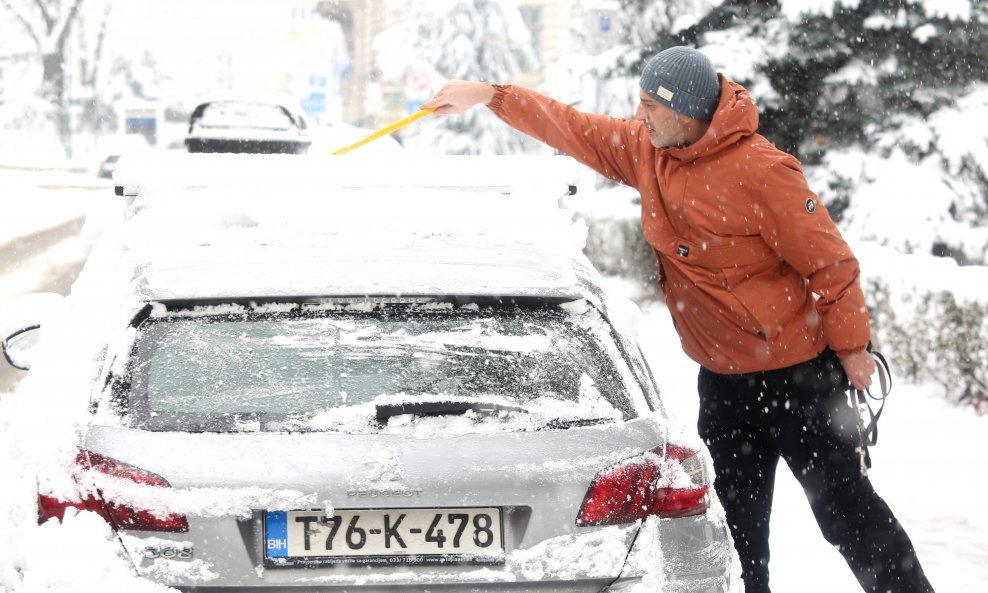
[486,84,511,114]
[833,346,869,361]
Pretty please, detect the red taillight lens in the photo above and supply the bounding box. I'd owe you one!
[576,444,710,526]
[38,451,188,532]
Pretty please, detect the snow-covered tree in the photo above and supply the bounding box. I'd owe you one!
[755,0,988,265]
[1,0,176,156]
[73,0,115,134]
[579,0,988,402]
[0,10,50,138]
[0,0,87,153]
[597,0,988,265]
[375,0,542,154]
[538,0,637,119]
[617,0,724,51]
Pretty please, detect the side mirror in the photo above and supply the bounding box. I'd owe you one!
[2,325,41,370]
[0,291,65,371]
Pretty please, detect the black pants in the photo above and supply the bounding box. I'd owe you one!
[697,349,934,593]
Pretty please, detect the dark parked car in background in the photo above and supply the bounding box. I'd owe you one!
[184,96,312,154]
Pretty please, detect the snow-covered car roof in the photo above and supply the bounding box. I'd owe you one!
[105,154,593,302]
[112,152,581,199]
[130,225,594,302]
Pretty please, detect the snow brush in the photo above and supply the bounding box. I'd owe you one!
[331,108,436,155]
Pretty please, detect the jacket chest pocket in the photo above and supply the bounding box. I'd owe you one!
[662,174,692,237]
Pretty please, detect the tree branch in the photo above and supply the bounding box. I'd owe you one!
[87,0,114,86]
[34,0,53,31]
[0,0,43,48]
[49,0,85,49]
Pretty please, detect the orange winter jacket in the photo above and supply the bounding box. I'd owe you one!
[488,77,871,374]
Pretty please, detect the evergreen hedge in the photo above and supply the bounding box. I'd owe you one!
[867,279,988,410]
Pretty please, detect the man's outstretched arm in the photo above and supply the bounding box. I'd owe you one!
[420,81,495,115]
[422,81,652,189]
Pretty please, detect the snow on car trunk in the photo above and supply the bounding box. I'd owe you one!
[77,417,667,588]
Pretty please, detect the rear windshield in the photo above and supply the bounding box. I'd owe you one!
[122,301,640,433]
[197,102,295,131]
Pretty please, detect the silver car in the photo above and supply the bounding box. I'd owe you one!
[13,183,738,592]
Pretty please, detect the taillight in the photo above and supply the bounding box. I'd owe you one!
[576,444,709,526]
[38,450,188,532]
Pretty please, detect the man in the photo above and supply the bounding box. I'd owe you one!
[421,46,935,593]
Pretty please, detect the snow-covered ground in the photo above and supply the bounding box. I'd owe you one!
[625,278,988,593]
[0,167,112,300]
[0,164,985,592]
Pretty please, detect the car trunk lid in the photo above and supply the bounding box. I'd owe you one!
[80,416,668,587]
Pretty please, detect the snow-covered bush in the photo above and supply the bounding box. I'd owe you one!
[808,85,988,265]
[868,280,988,410]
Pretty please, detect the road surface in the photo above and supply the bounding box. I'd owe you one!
[0,166,107,392]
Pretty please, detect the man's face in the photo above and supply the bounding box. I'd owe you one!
[635,89,697,148]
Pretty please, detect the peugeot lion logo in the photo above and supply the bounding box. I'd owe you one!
[346,447,424,498]
[363,447,403,482]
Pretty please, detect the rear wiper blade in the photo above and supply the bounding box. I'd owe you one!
[375,399,527,424]
[537,417,615,430]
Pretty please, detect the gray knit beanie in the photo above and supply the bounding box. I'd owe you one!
[639,46,720,121]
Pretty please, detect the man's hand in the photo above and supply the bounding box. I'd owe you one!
[839,349,877,391]
[421,81,496,115]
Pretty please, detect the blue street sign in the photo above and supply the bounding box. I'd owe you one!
[302,92,326,115]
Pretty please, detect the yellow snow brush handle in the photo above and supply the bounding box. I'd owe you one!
[331,108,437,155]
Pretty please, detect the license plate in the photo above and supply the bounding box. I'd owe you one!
[264,507,504,566]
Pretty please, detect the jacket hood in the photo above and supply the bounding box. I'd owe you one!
[664,76,759,162]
